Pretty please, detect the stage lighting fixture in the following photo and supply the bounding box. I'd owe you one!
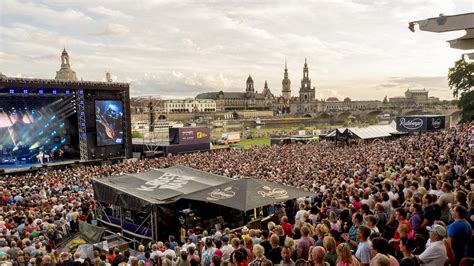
[9,89,14,94]
[39,89,44,94]
[52,90,57,95]
[23,89,28,94]
[65,90,70,95]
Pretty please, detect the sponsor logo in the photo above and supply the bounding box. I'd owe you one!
[136,172,195,191]
[197,132,208,139]
[399,117,423,130]
[431,118,442,129]
[182,131,194,137]
[257,186,288,200]
[206,187,236,201]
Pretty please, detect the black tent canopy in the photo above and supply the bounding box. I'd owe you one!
[93,166,232,211]
[181,178,315,211]
[92,166,315,241]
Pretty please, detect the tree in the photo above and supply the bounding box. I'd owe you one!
[448,58,474,122]
[448,58,474,97]
[458,91,474,122]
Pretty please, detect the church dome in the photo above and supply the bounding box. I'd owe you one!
[343,97,351,102]
[326,97,339,102]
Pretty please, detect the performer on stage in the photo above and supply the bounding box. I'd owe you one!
[37,151,44,164]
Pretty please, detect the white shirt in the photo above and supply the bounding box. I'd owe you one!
[295,209,306,223]
[419,240,447,266]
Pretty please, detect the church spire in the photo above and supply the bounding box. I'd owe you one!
[282,61,291,100]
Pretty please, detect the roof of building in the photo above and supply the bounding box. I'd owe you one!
[326,97,339,102]
[0,76,129,88]
[196,91,264,99]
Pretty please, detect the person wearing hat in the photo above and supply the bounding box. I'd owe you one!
[220,236,233,261]
[416,224,447,266]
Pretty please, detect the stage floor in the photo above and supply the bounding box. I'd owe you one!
[0,160,79,174]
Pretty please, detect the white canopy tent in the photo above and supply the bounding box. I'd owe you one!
[327,123,400,140]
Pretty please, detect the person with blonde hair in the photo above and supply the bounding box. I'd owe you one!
[314,224,329,246]
[323,237,337,266]
[250,244,272,266]
[336,243,359,266]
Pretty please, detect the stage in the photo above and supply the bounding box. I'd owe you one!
[0,159,110,175]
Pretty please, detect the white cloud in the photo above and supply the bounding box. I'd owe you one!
[88,5,133,19]
[2,0,92,23]
[90,23,130,36]
[1,0,470,100]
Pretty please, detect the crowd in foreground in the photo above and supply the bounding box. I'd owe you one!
[0,124,473,265]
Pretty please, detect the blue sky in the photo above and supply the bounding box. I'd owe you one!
[1,0,473,100]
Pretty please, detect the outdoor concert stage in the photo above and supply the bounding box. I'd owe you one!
[0,76,132,171]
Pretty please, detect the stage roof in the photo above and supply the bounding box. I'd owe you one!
[93,166,315,212]
[92,166,232,211]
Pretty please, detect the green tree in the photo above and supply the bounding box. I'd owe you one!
[448,58,474,122]
[448,58,474,97]
[458,91,474,122]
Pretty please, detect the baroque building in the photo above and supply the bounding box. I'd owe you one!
[388,88,439,106]
[195,75,270,111]
[55,48,78,81]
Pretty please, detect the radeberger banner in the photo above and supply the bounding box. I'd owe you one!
[396,115,445,132]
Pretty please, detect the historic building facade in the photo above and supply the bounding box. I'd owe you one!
[196,75,270,111]
[163,99,216,113]
[388,88,440,106]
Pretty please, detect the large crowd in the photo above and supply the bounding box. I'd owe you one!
[0,124,473,265]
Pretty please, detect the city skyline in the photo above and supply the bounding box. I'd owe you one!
[1,0,473,100]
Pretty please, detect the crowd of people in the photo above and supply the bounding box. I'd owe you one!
[0,124,473,265]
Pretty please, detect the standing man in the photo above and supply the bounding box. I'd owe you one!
[416,225,447,266]
[447,205,472,265]
[437,183,455,222]
[355,225,372,266]
[342,212,363,251]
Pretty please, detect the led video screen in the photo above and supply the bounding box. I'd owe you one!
[95,100,124,146]
[0,98,77,163]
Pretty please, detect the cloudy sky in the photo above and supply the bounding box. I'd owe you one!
[0,0,472,100]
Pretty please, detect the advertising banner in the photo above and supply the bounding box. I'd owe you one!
[169,127,210,145]
[396,115,445,132]
[426,116,446,131]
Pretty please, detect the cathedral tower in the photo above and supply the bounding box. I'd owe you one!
[246,75,255,97]
[282,60,291,100]
[299,58,315,102]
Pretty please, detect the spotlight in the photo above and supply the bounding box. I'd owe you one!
[23,89,28,94]
[52,90,57,95]
[9,89,14,94]
[39,89,44,94]
[65,90,70,95]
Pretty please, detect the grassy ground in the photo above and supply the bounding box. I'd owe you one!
[212,137,270,150]
[239,137,270,147]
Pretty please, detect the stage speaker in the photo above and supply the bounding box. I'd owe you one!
[0,169,5,174]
